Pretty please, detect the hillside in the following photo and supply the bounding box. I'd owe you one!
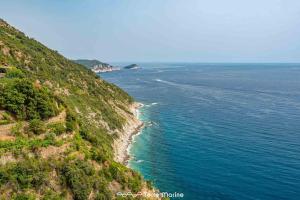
[0,19,159,199]
[73,60,108,69]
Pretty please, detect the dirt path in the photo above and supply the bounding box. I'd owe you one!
[0,123,16,135]
[46,110,66,124]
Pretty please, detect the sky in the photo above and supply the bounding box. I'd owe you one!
[1,0,300,63]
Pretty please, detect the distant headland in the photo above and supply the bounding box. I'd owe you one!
[73,59,120,73]
[124,64,140,70]
[74,59,140,73]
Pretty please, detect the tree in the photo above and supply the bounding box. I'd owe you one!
[0,78,59,120]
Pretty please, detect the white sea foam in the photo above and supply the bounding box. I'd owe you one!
[155,79,173,85]
[136,109,141,118]
[146,121,153,127]
[145,102,158,108]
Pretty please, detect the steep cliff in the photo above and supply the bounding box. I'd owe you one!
[0,19,158,200]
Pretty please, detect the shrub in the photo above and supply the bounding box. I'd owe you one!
[13,193,36,200]
[11,122,23,136]
[1,111,12,121]
[128,175,142,193]
[0,78,59,120]
[91,147,105,163]
[108,162,126,184]
[29,119,45,135]
[0,112,12,125]
[5,67,25,79]
[0,119,10,125]
[0,84,26,119]
[65,110,77,132]
[48,123,65,135]
[96,193,111,200]
[45,132,56,142]
[61,160,95,200]
[0,167,9,185]
[9,159,49,189]
[42,190,64,200]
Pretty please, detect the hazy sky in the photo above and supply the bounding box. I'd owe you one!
[1,0,300,62]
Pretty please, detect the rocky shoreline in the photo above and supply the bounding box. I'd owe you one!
[113,102,144,164]
[112,102,164,199]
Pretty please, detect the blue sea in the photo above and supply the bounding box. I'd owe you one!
[101,63,300,200]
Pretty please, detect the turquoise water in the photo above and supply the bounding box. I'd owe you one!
[101,63,300,200]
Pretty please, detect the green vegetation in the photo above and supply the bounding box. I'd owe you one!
[29,119,46,135]
[107,162,143,193]
[62,159,96,200]
[5,67,25,78]
[0,136,57,154]
[0,19,154,199]
[0,78,59,120]
[13,193,36,200]
[48,122,66,135]
[66,110,77,132]
[0,159,51,190]
[11,122,23,136]
[0,111,12,125]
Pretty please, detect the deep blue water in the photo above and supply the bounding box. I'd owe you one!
[101,63,300,200]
